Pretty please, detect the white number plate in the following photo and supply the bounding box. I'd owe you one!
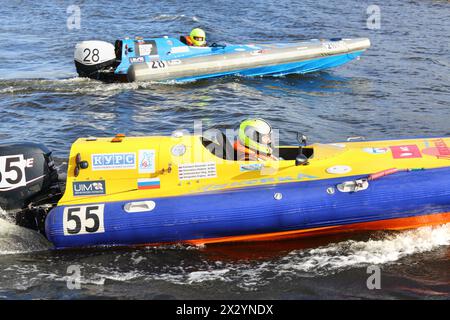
[0,155,27,190]
[63,204,105,236]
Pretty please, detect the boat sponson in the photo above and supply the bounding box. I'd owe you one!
[127,38,370,82]
[45,166,450,249]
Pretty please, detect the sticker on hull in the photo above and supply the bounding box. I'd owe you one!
[73,180,106,196]
[91,153,136,171]
[240,163,263,172]
[63,204,105,236]
[0,155,34,191]
[178,162,217,180]
[138,150,156,173]
[422,139,450,160]
[390,145,422,159]
[363,147,388,154]
[137,178,160,190]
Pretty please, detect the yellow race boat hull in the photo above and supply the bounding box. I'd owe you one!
[44,134,450,249]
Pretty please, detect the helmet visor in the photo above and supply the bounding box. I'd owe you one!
[261,133,272,145]
[254,131,272,148]
[193,36,205,41]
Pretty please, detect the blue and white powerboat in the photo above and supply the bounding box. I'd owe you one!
[74,36,370,82]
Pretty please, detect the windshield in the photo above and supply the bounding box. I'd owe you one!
[310,143,347,160]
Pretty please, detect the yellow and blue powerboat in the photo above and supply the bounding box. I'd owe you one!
[1,132,449,249]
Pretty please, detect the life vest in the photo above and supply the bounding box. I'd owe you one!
[233,140,278,161]
[180,35,206,47]
[185,36,195,46]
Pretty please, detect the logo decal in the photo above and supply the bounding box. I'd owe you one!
[240,163,263,172]
[73,180,106,196]
[390,145,422,159]
[138,150,156,174]
[171,144,186,156]
[422,139,450,160]
[91,153,136,171]
[363,147,388,154]
[170,46,189,54]
[168,59,182,65]
[194,173,319,193]
[130,56,145,63]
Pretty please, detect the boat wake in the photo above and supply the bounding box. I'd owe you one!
[152,14,199,22]
[276,224,450,274]
[0,77,167,95]
[137,224,450,289]
[47,224,449,290]
[0,73,326,96]
[0,223,447,294]
[0,76,210,96]
[0,208,52,255]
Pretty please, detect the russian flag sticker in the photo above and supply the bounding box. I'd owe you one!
[137,178,160,190]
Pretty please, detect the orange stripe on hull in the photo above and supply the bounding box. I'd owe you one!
[182,212,450,246]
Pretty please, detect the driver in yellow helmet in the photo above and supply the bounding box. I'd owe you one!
[181,28,207,47]
[234,119,279,161]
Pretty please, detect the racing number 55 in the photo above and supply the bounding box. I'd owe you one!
[0,155,26,189]
[63,204,105,236]
[4,157,22,184]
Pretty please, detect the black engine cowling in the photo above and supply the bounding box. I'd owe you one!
[0,142,60,211]
[0,143,62,234]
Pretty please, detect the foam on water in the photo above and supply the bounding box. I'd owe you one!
[140,224,450,289]
[0,208,52,255]
[0,78,165,95]
[44,223,445,291]
[0,222,448,293]
[0,77,197,96]
[276,223,450,275]
[152,14,199,22]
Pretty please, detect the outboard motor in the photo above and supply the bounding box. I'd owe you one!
[0,143,61,234]
[74,40,117,81]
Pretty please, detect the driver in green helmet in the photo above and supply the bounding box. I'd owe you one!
[234,118,279,161]
[180,28,207,47]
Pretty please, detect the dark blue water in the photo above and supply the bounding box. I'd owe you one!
[0,0,449,299]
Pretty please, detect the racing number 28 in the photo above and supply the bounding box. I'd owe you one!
[63,204,105,235]
[83,48,100,63]
[151,60,166,69]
